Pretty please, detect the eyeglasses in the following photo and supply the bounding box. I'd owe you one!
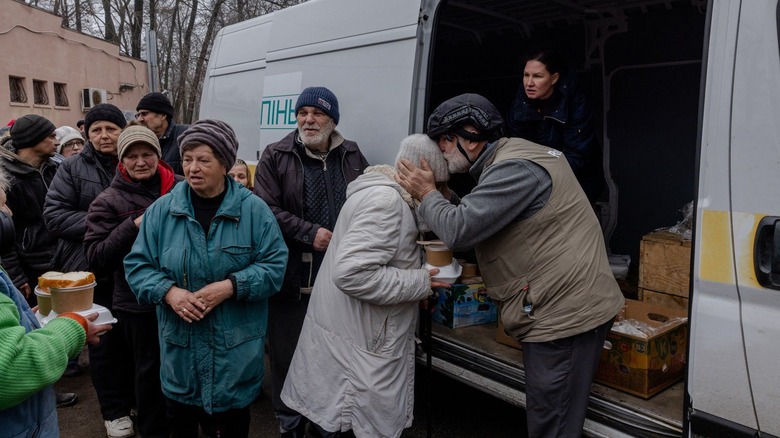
[441,134,454,142]
[62,140,84,150]
[135,110,151,119]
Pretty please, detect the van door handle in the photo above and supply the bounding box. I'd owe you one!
[754,216,780,290]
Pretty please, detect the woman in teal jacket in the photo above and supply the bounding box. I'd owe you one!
[123,120,288,438]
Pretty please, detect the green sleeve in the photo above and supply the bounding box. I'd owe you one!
[0,294,86,409]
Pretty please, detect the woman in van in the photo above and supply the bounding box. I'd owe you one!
[507,49,604,201]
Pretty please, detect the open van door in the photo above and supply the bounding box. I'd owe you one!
[200,0,426,165]
[690,0,780,435]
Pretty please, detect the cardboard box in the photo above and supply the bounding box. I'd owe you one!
[432,282,497,328]
[639,288,689,311]
[594,300,688,399]
[639,231,691,301]
[495,314,522,350]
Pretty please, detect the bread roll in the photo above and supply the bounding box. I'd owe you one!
[38,271,96,292]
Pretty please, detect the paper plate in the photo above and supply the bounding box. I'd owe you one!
[426,258,462,283]
[40,303,118,326]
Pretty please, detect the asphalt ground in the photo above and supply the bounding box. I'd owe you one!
[54,347,527,437]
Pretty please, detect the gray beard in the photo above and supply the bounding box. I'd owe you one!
[444,147,471,173]
[297,121,335,150]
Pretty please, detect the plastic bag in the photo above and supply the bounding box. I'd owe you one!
[656,201,693,241]
[612,316,689,338]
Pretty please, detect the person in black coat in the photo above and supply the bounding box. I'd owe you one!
[85,124,183,438]
[507,49,605,202]
[253,87,369,438]
[135,92,189,175]
[0,115,58,304]
[43,103,134,438]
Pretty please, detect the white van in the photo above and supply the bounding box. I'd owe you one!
[200,0,780,436]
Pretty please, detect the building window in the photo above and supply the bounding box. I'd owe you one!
[54,83,69,107]
[9,76,27,103]
[33,80,49,105]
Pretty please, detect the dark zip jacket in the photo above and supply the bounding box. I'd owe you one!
[253,130,368,300]
[0,138,58,288]
[43,142,117,306]
[508,71,605,201]
[159,122,189,176]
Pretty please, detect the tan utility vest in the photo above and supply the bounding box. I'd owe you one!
[475,137,624,343]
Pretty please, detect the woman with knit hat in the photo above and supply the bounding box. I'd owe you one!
[54,126,85,158]
[84,124,185,438]
[281,134,451,438]
[42,103,136,438]
[124,119,288,437]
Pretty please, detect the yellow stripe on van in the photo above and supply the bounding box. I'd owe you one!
[698,210,763,288]
[699,209,734,285]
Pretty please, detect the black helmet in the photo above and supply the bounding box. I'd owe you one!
[426,93,504,142]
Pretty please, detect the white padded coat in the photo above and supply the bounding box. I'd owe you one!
[281,170,431,438]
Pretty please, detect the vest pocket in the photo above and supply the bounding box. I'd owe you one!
[486,275,528,303]
[491,276,537,337]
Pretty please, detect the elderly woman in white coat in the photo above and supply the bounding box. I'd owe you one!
[281,134,451,438]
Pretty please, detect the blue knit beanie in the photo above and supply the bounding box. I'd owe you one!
[295,87,340,124]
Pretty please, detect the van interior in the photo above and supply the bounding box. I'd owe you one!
[426,0,707,286]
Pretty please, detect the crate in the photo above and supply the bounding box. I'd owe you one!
[594,300,688,398]
[639,288,689,312]
[432,281,497,328]
[639,231,691,306]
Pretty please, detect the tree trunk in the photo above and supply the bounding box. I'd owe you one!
[102,0,118,43]
[75,0,82,32]
[176,0,199,122]
[131,0,143,57]
[149,0,156,30]
[161,0,181,97]
[188,0,226,120]
[237,0,245,21]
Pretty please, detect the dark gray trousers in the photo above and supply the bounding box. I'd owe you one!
[522,318,614,438]
[267,296,310,432]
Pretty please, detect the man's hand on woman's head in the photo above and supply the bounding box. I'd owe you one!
[396,158,437,201]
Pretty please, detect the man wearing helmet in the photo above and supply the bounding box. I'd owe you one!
[397,93,624,438]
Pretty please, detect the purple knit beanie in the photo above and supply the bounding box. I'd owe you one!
[178,119,238,171]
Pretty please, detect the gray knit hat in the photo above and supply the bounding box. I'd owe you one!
[178,119,238,171]
[396,134,450,182]
[84,103,127,134]
[9,115,56,150]
[117,125,162,160]
[54,126,84,154]
[295,87,340,124]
